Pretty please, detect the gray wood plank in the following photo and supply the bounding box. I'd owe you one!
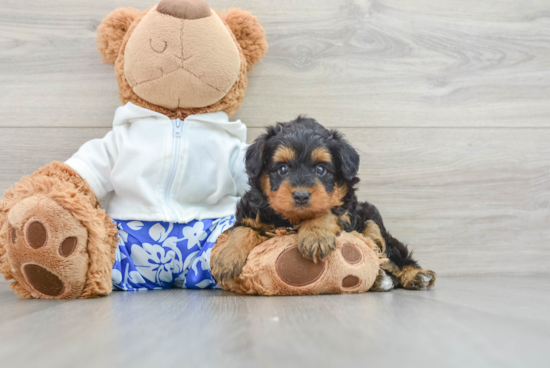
[0,276,549,368]
[1,0,550,127]
[1,127,549,276]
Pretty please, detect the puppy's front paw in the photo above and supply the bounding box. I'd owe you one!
[298,230,337,263]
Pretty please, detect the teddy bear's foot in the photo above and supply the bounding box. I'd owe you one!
[5,195,90,299]
[226,232,381,295]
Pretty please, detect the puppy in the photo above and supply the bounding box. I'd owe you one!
[212,116,436,291]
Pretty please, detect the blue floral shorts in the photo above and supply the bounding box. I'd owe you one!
[111,216,235,291]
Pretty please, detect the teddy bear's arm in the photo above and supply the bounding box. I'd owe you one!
[65,130,119,201]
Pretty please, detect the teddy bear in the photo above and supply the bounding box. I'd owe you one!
[0,0,384,299]
[0,0,268,299]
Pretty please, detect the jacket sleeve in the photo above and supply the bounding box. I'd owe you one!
[232,142,250,197]
[65,130,118,200]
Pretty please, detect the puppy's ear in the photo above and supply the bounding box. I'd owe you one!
[220,8,268,71]
[330,130,360,181]
[245,125,281,179]
[97,8,141,64]
[245,136,265,179]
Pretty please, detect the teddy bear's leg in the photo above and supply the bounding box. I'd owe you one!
[211,226,268,289]
[4,195,90,298]
[232,232,382,295]
[0,162,118,299]
[357,203,436,290]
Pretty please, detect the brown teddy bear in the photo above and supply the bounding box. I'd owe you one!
[0,0,268,299]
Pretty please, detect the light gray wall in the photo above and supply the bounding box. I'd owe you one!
[1,0,549,276]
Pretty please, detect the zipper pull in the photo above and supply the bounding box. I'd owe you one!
[173,118,183,137]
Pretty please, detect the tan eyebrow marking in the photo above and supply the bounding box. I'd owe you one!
[273,146,296,162]
[311,147,332,163]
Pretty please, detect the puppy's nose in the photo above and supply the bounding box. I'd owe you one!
[293,190,311,205]
[157,0,211,20]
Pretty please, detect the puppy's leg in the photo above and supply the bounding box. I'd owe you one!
[362,220,393,292]
[371,269,395,292]
[381,235,436,290]
[211,226,267,285]
[298,212,341,263]
[357,202,436,290]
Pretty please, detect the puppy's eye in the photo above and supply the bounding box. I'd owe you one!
[278,164,289,176]
[316,165,326,176]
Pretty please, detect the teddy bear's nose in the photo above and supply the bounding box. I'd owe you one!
[157,0,211,20]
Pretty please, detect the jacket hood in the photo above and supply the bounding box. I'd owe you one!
[112,102,246,142]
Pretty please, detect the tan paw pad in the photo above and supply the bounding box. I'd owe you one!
[341,243,362,264]
[26,221,47,249]
[276,246,326,287]
[342,275,360,288]
[11,226,17,244]
[23,264,65,297]
[59,237,77,257]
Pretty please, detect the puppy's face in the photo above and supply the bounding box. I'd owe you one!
[246,117,360,224]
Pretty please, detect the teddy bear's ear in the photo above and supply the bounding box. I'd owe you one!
[220,8,268,71]
[96,8,141,65]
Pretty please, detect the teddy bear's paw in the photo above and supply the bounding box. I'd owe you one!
[211,246,247,285]
[298,231,337,263]
[5,195,89,299]
[401,268,436,290]
[370,269,395,292]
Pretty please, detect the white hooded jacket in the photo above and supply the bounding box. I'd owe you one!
[66,102,249,223]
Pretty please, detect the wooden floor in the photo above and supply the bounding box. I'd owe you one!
[0,276,549,368]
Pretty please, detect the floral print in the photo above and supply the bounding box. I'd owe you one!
[111,216,235,291]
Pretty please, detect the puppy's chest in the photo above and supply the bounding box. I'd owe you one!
[259,211,292,229]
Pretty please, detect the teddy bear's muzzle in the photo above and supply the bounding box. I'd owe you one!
[123,2,242,109]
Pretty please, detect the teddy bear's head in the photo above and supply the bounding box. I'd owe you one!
[96,0,267,118]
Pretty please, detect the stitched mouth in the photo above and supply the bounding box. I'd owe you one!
[173,54,193,62]
[130,65,229,94]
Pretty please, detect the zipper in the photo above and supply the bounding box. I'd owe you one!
[165,118,183,221]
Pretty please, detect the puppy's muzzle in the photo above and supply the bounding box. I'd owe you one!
[293,190,311,205]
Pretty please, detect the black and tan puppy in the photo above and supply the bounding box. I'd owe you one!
[212,116,436,291]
